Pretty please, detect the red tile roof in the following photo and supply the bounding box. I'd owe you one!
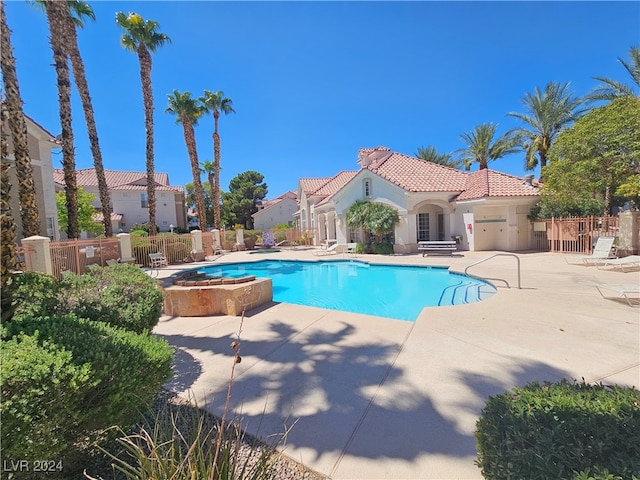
[53,168,184,193]
[302,147,540,203]
[313,171,358,196]
[299,177,331,194]
[262,190,297,207]
[365,151,468,192]
[455,169,541,201]
[314,171,359,206]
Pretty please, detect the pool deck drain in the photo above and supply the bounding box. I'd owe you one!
[153,249,639,479]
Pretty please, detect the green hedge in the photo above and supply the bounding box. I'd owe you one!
[373,242,394,255]
[1,314,174,463]
[475,379,640,480]
[164,241,191,263]
[11,264,163,333]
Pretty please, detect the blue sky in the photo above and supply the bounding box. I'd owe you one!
[4,1,639,200]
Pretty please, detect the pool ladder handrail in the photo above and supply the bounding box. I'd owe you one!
[464,253,521,289]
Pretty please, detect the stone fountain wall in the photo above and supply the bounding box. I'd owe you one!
[163,277,272,316]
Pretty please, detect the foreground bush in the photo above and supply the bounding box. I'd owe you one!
[475,379,640,480]
[11,264,163,333]
[1,314,174,463]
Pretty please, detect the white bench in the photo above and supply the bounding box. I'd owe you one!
[418,240,457,257]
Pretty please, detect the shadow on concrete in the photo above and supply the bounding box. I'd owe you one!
[160,319,571,466]
[164,346,203,393]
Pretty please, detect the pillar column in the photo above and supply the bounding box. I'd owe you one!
[191,229,205,261]
[21,235,53,275]
[618,211,639,256]
[117,233,135,263]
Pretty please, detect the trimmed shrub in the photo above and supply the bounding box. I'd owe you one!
[9,272,62,319]
[355,242,367,254]
[12,265,164,334]
[0,333,92,461]
[164,241,191,263]
[475,379,640,480]
[1,314,174,463]
[222,231,237,251]
[373,242,394,255]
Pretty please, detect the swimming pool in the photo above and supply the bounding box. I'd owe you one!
[199,260,496,321]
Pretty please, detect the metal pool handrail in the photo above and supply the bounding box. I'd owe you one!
[464,253,521,289]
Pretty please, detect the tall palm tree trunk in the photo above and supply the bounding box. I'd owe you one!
[1,102,18,322]
[1,1,40,238]
[45,0,78,239]
[62,8,112,236]
[213,129,221,229]
[138,45,157,236]
[182,118,207,231]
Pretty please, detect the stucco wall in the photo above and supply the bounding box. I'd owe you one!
[253,198,298,230]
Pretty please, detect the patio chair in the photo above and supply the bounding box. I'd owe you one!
[595,283,640,307]
[346,242,357,257]
[596,255,640,272]
[564,236,616,265]
[312,243,340,256]
[149,252,168,268]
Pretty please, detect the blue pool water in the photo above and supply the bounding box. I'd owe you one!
[200,260,496,321]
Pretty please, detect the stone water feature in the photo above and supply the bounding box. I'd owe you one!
[162,270,272,317]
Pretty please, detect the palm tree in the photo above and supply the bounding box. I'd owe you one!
[1,1,40,238]
[508,82,587,174]
[165,90,207,231]
[588,46,640,101]
[415,145,462,169]
[44,0,79,239]
[201,159,216,223]
[346,200,399,248]
[457,123,520,171]
[59,1,112,236]
[0,102,18,321]
[200,90,234,229]
[116,12,170,236]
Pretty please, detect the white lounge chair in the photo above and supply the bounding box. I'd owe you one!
[313,243,340,256]
[596,255,640,272]
[595,283,640,307]
[565,236,616,265]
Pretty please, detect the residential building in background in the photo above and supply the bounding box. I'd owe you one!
[53,168,187,237]
[252,190,298,230]
[4,113,60,241]
[296,146,541,252]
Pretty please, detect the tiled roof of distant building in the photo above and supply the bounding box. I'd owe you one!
[53,168,184,193]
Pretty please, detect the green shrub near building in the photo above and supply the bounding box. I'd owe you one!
[475,379,640,480]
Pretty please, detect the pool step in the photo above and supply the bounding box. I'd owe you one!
[438,281,496,306]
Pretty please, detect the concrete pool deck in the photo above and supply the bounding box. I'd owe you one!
[153,249,639,479]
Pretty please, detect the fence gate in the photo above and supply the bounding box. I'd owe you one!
[50,238,121,278]
[531,216,619,254]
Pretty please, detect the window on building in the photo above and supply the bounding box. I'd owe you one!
[141,193,148,208]
[46,217,54,239]
[417,213,430,241]
[363,179,372,198]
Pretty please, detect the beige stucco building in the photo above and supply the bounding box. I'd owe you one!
[252,190,298,230]
[296,146,541,253]
[4,113,61,241]
[53,168,187,236]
